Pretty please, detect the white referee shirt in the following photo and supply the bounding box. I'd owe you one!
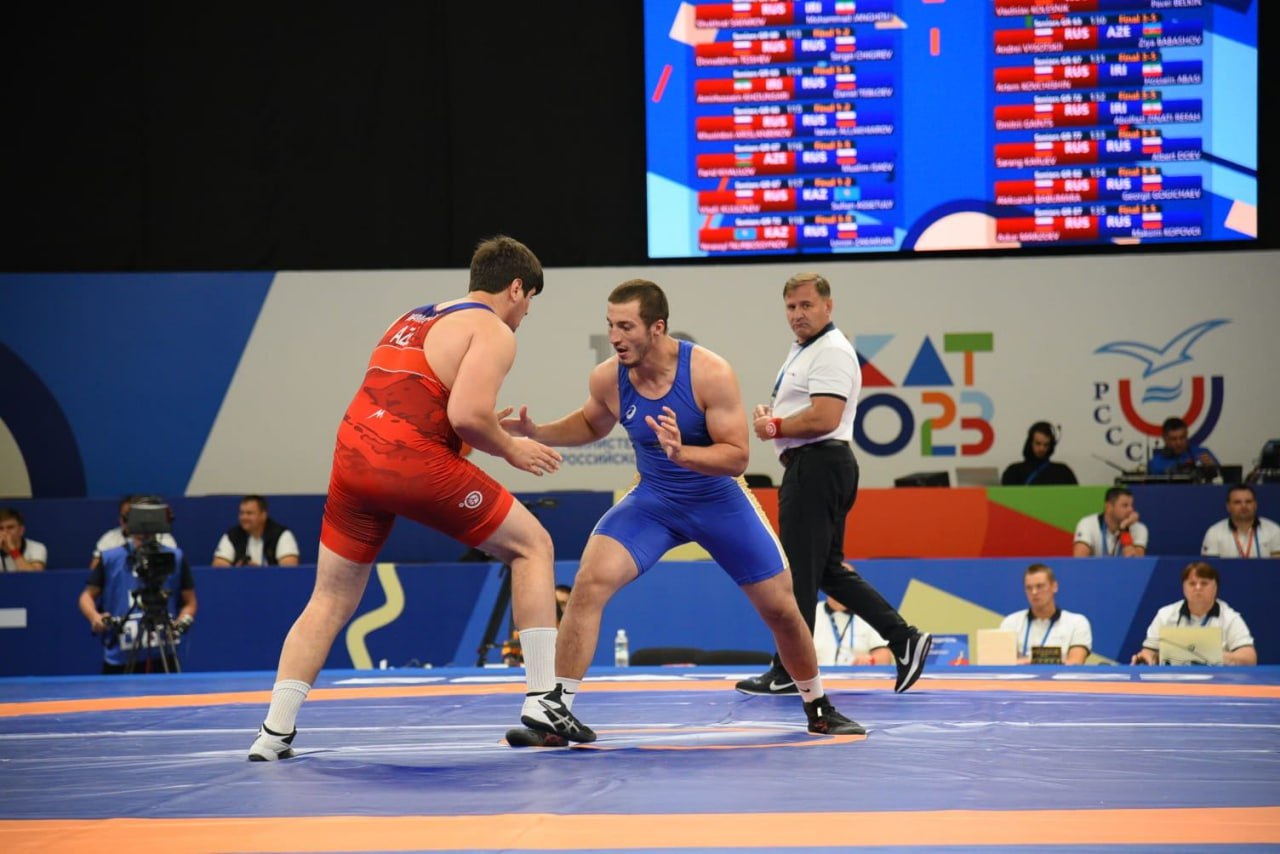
[1073,514,1149,556]
[770,324,859,457]
[999,608,1093,658]
[1200,518,1280,558]
[0,538,47,571]
[1141,598,1255,652]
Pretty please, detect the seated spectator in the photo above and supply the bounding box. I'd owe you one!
[1201,484,1280,559]
[813,585,891,666]
[1001,421,1078,486]
[503,583,571,666]
[1073,486,1147,557]
[1148,416,1220,480]
[998,563,1091,664]
[91,495,178,569]
[0,508,46,571]
[1130,561,1256,666]
[212,495,300,567]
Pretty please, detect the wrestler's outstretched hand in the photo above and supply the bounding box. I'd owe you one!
[645,406,684,463]
[504,437,561,476]
[498,405,537,438]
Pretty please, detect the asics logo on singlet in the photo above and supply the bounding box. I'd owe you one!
[459,491,483,509]
[624,404,637,421]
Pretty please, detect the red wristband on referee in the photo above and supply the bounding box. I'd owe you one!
[765,417,783,438]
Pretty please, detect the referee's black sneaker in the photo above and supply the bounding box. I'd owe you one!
[890,631,932,694]
[734,663,799,695]
[804,695,866,735]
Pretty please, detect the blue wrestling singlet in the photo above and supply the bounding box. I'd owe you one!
[592,339,786,585]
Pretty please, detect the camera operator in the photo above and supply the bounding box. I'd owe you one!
[77,498,197,674]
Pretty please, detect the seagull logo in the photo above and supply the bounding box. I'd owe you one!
[1093,319,1229,379]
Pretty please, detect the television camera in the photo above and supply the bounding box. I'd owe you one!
[100,498,191,673]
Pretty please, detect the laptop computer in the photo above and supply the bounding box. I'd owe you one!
[1158,626,1224,665]
[955,466,1001,487]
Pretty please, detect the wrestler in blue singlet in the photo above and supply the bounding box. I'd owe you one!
[591,339,787,585]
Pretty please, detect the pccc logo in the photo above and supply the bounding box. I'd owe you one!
[1091,320,1227,463]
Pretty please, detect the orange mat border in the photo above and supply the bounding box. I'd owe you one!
[3,807,1278,853]
[3,676,1277,718]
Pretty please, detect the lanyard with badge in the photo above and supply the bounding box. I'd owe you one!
[1232,525,1260,558]
[1023,614,1059,657]
[827,607,853,655]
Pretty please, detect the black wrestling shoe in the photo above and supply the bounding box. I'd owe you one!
[803,696,866,735]
[505,727,569,748]
[890,631,932,694]
[520,685,597,743]
[734,664,799,695]
[247,723,296,761]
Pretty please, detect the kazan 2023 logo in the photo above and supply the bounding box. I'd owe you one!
[853,332,995,458]
[1092,320,1227,465]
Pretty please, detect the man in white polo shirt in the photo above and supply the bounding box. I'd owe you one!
[999,563,1092,664]
[1201,484,1280,559]
[1073,486,1148,557]
[736,271,930,697]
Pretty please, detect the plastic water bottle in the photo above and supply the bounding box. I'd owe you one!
[614,629,629,667]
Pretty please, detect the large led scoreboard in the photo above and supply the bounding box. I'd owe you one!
[643,0,1258,259]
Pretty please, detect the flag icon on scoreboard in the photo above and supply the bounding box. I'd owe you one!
[834,186,861,202]
[1142,211,1163,230]
[734,79,754,91]
[1035,65,1053,76]
[835,36,855,53]
[734,227,757,240]
[835,1,856,14]
[1142,23,1162,38]
[1141,173,1163,190]
[735,189,755,198]
[733,2,752,12]
[835,73,857,91]
[1142,62,1163,78]
[1141,135,1163,153]
[836,221,858,238]
[1035,103,1053,113]
[1035,178,1054,188]
[836,147,857,165]
[836,110,857,128]
[735,153,756,167]
[733,40,754,55]
[1141,101,1162,116]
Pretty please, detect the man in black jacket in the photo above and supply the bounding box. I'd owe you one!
[212,495,300,566]
[1001,422,1078,486]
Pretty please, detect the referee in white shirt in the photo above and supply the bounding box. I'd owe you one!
[736,272,931,697]
[1201,484,1280,559]
[998,563,1092,665]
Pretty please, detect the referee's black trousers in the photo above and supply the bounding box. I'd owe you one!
[773,441,912,670]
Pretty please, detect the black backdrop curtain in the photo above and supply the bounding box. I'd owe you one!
[2,3,647,271]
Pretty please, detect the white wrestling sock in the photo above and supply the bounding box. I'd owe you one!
[557,677,582,710]
[518,627,556,694]
[794,674,824,704]
[264,679,311,733]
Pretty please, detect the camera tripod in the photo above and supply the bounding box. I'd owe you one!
[104,586,186,673]
[474,497,558,667]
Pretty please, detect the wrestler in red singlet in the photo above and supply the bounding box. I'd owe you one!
[319,302,515,563]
